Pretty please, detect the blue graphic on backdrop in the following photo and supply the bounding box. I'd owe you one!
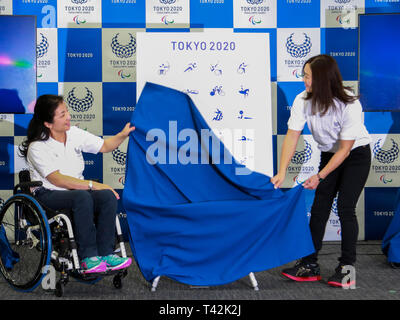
[277,0,320,28]
[184,62,197,72]
[235,28,277,81]
[276,82,309,135]
[102,0,145,28]
[111,33,136,58]
[365,188,398,240]
[13,0,57,28]
[37,33,49,58]
[373,139,399,164]
[247,0,264,4]
[286,33,312,58]
[37,82,58,98]
[0,138,14,189]
[213,108,223,121]
[103,82,136,136]
[190,0,233,28]
[210,62,223,76]
[66,87,94,113]
[238,110,253,120]
[158,62,170,75]
[239,135,253,142]
[210,86,225,96]
[184,89,199,95]
[237,62,248,74]
[238,86,249,98]
[112,147,127,166]
[14,114,33,136]
[331,194,339,216]
[58,28,102,82]
[291,140,312,165]
[321,28,358,81]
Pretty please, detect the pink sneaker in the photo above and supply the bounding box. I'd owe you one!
[101,254,132,271]
[80,257,107,274]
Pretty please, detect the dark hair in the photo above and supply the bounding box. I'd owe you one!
[303,54,358,115]
[19,94,64,158]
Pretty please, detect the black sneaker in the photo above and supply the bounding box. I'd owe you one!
[281,260,322,282]
[327,264,356,288]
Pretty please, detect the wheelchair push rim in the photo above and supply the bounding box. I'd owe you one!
[0,194,52,292]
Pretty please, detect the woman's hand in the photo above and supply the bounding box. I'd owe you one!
[270,172,286,189]
[100,122,136,153]
[92,181,120,199]
[302,174,321,190]
[120,122,136,138]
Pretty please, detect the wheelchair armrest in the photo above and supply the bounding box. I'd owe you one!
[14,181,43,195]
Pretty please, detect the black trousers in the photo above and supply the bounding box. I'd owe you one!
[35,188,117,259]
[303,144,371,266]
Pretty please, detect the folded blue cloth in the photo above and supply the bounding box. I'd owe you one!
[123,82,314,286]
[0,225,20,270]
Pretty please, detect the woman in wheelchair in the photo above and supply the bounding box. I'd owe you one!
[19,94,135,274]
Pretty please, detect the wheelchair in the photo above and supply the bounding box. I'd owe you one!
[0,170,129,297]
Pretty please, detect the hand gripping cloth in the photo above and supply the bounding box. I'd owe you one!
[123,82,315,286]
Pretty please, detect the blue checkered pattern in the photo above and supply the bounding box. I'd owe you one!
[373,139,399,164]
[291,140,313,165]
[285,33,312,59]
[1,0,400,240]
[66,87,95,113]
[36,33,49,58]
[111,33,136,59]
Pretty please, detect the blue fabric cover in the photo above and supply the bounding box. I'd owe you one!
[0,225,20,270]
[382,189,400,263]
[123,82,315,286]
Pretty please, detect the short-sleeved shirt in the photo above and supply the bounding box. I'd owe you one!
[287,90,371,153]
[27,126,104,191]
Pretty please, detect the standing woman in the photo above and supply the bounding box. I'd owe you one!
[271,54,371,288]
[19,94,135,274]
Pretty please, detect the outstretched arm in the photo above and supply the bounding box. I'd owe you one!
[270,129,301,189]
[100,123,135,153]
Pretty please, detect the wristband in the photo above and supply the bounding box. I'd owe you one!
[317,173,323,182]
[88,180,93,190]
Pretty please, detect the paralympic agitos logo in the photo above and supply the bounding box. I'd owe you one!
[291,140,312,164]
[111,33,136,59]
[286,33,312,58]
[66,87,94,113]
[373,139,399,164]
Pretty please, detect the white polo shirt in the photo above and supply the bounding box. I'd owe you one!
[27,126,104,191]
[287,90,371,153]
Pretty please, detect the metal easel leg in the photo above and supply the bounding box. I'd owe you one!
[249,272,259,291]
[151,276,161,292]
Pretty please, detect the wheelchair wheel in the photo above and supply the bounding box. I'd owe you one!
[0,194,52,292]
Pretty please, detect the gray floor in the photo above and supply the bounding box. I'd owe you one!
[1,240,399,302]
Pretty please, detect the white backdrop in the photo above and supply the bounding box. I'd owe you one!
[136,32,273,176]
